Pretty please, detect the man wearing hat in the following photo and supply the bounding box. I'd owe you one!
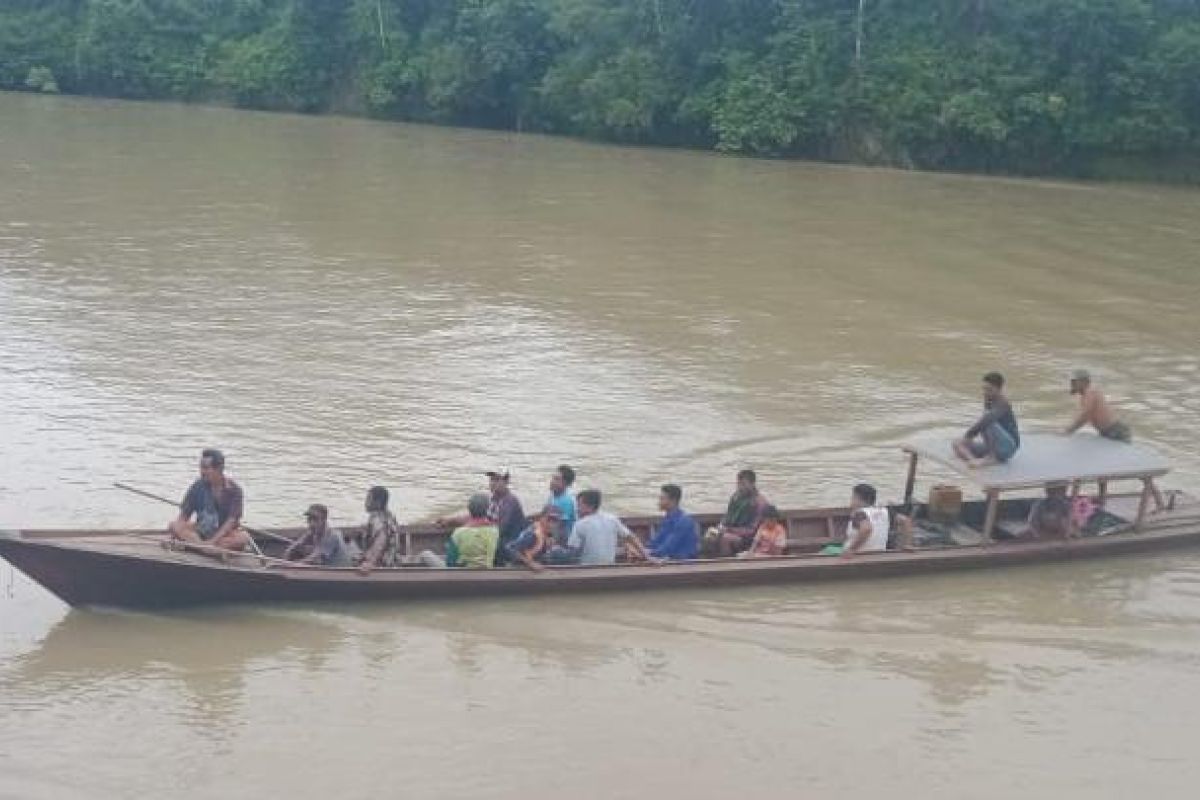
[1064,369,1164,511]
[283,504,351,567]
[485,469,527,565]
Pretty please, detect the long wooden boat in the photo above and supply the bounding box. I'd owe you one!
[2,435,1198,610]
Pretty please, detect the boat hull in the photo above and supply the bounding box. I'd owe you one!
[4,519,1200,610]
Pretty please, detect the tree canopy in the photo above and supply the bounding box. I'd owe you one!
[3,0,1199,176]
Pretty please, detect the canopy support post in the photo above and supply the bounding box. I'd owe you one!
[982,490,1000,541]
[1098,480,1109,509]
[1067,481,1083,538]
[903,452,919,507]
[1135,478,1152,531]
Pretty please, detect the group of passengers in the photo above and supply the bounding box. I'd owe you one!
[165,369,1155,567]
[409,467,900,569]
[168,454,900,570]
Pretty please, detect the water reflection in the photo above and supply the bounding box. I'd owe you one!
[1,608,345,726]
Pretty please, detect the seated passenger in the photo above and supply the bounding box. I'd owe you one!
[168,448,252,554]
[553,489,647,565]
[285,504,351,567]
[547,465,578,543]
[357,485,402,575]
[446,493,500,568]
[434,470,526,565]
[952,372,1020,468]
[1023,485,1072,540]
[708,469,769,557]
[827,483,890,559]
[646,484,698,561]
[505,505,564,572]
[485,469,527,565]
[740,505,788,558]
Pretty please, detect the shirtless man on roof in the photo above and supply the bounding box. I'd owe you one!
[1063,369,1164,512]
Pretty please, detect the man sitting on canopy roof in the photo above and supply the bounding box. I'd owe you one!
[1063,369,1164,512]
[953,372,1020,468]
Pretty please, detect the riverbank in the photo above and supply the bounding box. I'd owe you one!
[4,0,1198,184]
[9,84,1200,187]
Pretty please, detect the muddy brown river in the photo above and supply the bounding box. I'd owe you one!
[2,92,1200,799]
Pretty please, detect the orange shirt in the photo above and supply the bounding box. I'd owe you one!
[749,521,788,556]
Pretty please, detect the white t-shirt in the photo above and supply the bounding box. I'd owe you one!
[845,506,890,553]
[568,511,633,565]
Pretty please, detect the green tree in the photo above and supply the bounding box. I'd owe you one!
[0,0,1197,178]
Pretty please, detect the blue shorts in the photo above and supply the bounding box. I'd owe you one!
[968,423,1018,462]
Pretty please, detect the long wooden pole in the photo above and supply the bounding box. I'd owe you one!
[119,533,292,569]
[113,482,294,546]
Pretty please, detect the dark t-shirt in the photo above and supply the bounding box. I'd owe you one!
[489,491,527,543]
[180,478,244,539]
[967,395,1020,446]
[722,489,768,537]
[1030,496,1070,538]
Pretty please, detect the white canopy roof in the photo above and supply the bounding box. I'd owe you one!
[903,433,1170,492]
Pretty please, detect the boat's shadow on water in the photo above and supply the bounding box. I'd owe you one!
[0,605,348,725]
[4,551,1199,718]
[370,552,1200,707]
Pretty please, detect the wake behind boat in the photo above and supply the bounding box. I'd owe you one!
[3,435,1198,610]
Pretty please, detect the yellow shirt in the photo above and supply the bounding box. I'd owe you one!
[449,523,498,568]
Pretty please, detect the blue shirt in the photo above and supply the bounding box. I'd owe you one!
[312,528,351,567]
[648,508,698,560]
[548,491,577,543]
[504,524,548,564]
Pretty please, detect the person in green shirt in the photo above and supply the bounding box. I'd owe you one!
[446,493,499,569]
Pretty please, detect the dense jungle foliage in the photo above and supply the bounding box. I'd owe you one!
[3,0,1199,175]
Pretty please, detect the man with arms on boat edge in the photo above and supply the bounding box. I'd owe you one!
[953,372,1020,468]
[1063,368,1165,511]
[554,489,647,565]
[168,448,251,553]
